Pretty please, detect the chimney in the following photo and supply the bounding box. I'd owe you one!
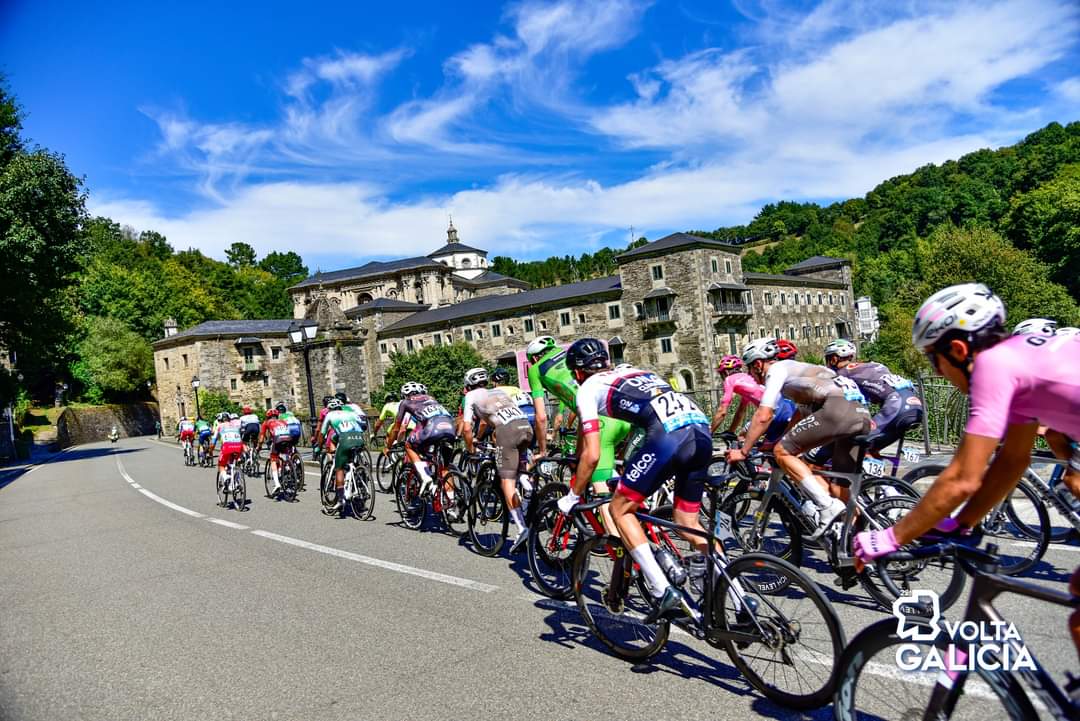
[164,318,178,337]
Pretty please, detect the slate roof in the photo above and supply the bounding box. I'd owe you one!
[381,276,622,334]
[743,271,847,289]
[452,270,529,288]
[783,255,849,273]
[428,242,488,258]
[344,298,429,318]
[290,256,445,290]
[153,319,296,348]
[617,232,738,261]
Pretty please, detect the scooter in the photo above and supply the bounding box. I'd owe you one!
[109,426,120,443]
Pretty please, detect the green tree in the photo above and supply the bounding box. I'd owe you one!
[258,251,308,284]
[71,316,153,401]
[196,388,240,422]
[374,343,487,409]
[1003,163,1080,297]
[225,241,257,268]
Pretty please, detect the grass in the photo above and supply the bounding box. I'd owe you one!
[21,406,65,437]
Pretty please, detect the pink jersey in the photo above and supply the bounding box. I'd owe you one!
[966,334,1080,440]
[721,372,763,407]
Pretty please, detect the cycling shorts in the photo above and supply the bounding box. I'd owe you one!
[218,442,243,468]
[198,430,212,444]
[241,424,261,443]
[408,424,456,467]
[616,422,712,514]
[780,396,871,473]
[867,390,923,452]
[332,431,364,472]
[764,398,797,444]
[270,437,294,462]
[179,430,195,442]
[594,416,632,482]
[494,419,533,480]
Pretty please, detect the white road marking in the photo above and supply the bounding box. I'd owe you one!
[130,483,141,489]
[206,517,249,530]
[250,529,499,593]
[118,457,205,518]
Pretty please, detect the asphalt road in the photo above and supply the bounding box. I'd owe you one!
[1,438,1077,721]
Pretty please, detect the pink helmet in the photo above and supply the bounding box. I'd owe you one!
[717,355,743,372]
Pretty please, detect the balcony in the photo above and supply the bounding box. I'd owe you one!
[711,301,751,316]
[239,359,266,377]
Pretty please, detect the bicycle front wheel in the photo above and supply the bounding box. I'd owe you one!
[374,453,395,493]
[394,467,425,530]
[468,470,508,556]
[526,483,576,600]
[572,534,669,661]
[349,466,376,521]
[992,479,1049,575]
[232,469,247,511]
[834,618,1039,721]
[713,552,844,710]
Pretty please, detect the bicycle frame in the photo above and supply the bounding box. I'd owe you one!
[1023,455,1080,532]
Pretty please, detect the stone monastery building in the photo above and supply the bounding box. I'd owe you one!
[153,222,856,429]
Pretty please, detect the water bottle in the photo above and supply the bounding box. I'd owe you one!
[686,554,707,595]
[654,546,687,587]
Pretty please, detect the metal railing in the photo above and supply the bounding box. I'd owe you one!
[711,302,751,315]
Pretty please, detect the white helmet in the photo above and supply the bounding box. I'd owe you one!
[327,398,343,410]
[1056,326,1080,336]
[526,336,556,359]
[823,339,857,359]
[464,367,488,387]
[614,363,633,371]
[1012,318,1057,337]
[400,382,426,397]
[741,338,779,364]
[911,283,1006,351]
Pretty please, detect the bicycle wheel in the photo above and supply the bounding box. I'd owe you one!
[717,483,804,571]
[439,470,471,536]
[394,466,425,530]
[526,483,576,600]
[713,552,844,710]
[374,452,395,493]
[468,467,508,557]
[856,496,966,612]
[232,468,247,511]
[834,617,1039,721]
[216,471,228,507]
[280,460,298,502]
[348,466,376,521]
[572,533,669,661]
[992,479,1049,575]
[263,459,276,498]
[320,463,338,512]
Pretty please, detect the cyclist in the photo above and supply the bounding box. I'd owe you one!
[276,402,303,445]
[492,367,536,427]
[238,406,261,447]
[709,354,797,443]
[177,416,196,460]
[210,412,244,492]
[525,336,632,498]
[384,382,456,493]
[854,282,1080,561]
[1012,317,1057,336]
[821,338,923,461]
[461,368,534,550]
[373,392,399,436]
[318,398,365,514]
[776,339,799,360]
[556,338,712,621]
[194,416,212,461]
[727,338,870,535]
[1058,327,1080,336]
[258,408,293,496]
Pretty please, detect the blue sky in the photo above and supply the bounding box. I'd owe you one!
[3,0,1079,271]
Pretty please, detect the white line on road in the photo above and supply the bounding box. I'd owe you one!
[250,529,500,593]
[118,457,206,518]
[130,483,141,489]
[206,518,249,530]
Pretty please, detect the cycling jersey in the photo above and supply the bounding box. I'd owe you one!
[463,387,533,480]
[178,420,195,441]
[212,420,244,468]
[967,334,1080,441]
[321,409,366,471]
[279,411,303,439]
[760,360,866,410]
[838,362,913,404]
[239,413,261,441]
[577,367,711,511]
[720,372,763,407]
[396,394,455,451]
[495,384,536,424]
[838,361,923,453]
[194,419,212,444]
[378,401,415,430]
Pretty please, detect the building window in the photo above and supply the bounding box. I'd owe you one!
[774,327,781,340]
[464,329,473,342]
[651,264,664,281]
[724,259,732,274]
[815,325,822,338]
[380,342,388,355]
[433,334,442,346]
[476,329,483,339]
[711,258,718,273]
[840,295,846,307]
[417,338,424,347]
[577,312,586,325]
[780,292,787,306]
[491,323,502,338]
[164,357,169,370]
[634,302,644,320]
[818,293,824,305]
[788,325,796,339]
[803,325,810,339]
[271,347,281,360]
[406,339,415,351]
[182,353,188,368]
[764,291,772,306]
[829,293,835,305]
[608,304,621,320]
[805,293,811,305]
[262,376,269,387]
[265,398,272,410]
[679,369,694,391]
[560,311,571,326]
[540,319,548,330]
[524,318,534,333]
[506,325,513,335]
[230,379,237,390]
[660,337,673,354]
[760,326,767,338]
[794,293,800,306]
[611,344,624,364]
[445,334,452,345]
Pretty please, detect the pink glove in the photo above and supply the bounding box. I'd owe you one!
[853,527,899,564]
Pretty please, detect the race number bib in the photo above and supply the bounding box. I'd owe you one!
[713,509,735,541]
[649,391,709,432]
[495,404,526,424]
[512,392,532,407]
[862,458,886,477]
[882,373,913,391]
[902,448,922,464]
[273,425,292,438]
[833,377,866,403]
[419,404,449,420]
[220,429,241,443]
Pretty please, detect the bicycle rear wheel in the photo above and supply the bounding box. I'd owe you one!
[526,483,576,600]
[263,459,276,498]
[280,460,298,502]
[320,463,338,512]
[232,468,247,511]
[717,482,804,572]
[439,470,471,536]
[468,467,508,556]
[992,479,1049,575]
[394,466,425,530]
[572,534,669,661]
[216,471,228,507]
[375,453,395,493]
[713,552,844,710]
[348,466,376,521]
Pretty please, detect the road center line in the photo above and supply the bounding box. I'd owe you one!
[206,517,249,530]
[118,458,205,518]
[250,529,500,593]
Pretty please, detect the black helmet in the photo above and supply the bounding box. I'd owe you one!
[321,395,333,407]
[566,338,609,371]
[275,401,287,413]
[334,391,348,403]
[492,367,510,384]
[384,392,399,403]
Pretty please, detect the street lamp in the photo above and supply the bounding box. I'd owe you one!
[288,320,320,437]
[191,376,201,420]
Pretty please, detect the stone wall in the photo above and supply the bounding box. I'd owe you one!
[56,403,160,447]
[745,280,856,356]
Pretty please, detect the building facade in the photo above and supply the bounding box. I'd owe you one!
[153,229,858,427]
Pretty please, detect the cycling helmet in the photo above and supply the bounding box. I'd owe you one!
[327,398,343,410]
[716,355,743,372]
[614,363,633,371]
[464,367,488,388]
[776,339,798,360]
[823,339,857,360]
[400,382,425,397]
[1012,318,1057,336]
[491,367,511,384]
[216,412,229,422]
[912,283,1006,352]
[275,401,287,413]
[229,413,239,420]
[526,336,556,360]
[566,338,609,371]
[242,406,252,415]
[741,338,779,364]
[384,392,399,403]
[334,391,348,403]
[1057,326,1080,336]
[322,395,333,408]
[266,409,278,418]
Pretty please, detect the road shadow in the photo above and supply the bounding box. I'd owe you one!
[0,447,145,492]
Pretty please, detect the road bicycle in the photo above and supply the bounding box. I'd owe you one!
[834,541,1079,720]
[717,438,963,612]
[375,442,404,493]
[320,446,376,520]
[263,444,302,502]
[394,440,471,534]
[466,442,535,557]
[1016,451,1080,542]
[570,474,846,710]
[197,438,214,468]
[182,439,196,467]
[241,439,262,478]
[216,457,247,511]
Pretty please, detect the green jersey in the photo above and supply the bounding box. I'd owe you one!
[320,408,363,437]
[527,347,579,407]
[194,419,211,433]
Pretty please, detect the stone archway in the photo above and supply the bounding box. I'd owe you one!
[357,292,374,305]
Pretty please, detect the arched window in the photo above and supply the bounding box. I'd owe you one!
[462,258,472,268]
[679,369,695,391]
[357,292,373,305]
